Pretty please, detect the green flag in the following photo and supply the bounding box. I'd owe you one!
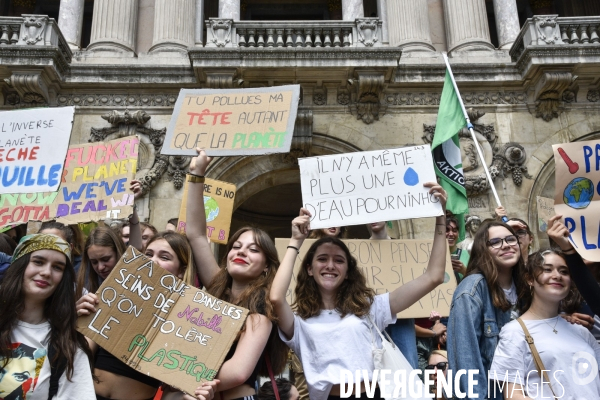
[432,70,469,241]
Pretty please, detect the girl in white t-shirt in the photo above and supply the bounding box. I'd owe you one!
[270,183,448,400]
[489,215,600,399]
[0,233,95,399]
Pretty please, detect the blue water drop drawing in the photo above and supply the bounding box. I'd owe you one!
[403,167,419,186]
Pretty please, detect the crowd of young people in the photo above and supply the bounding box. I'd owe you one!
[0,147,599,400]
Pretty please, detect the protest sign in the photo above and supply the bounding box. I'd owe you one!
[77,246,248,395]
[275,238,455,318]
[553,140,600,261]
[298,146,443,230]
[536,196,555,232]
[162,85,300,156]
[56,136,139,224]
[176,178,236,245]
[0,107,74,194]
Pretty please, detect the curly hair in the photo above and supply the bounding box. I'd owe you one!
[294,236,374,319]
[466,221,525,312]
[519,250,582,315]
[206,227,287,376]
[0,252,93,379]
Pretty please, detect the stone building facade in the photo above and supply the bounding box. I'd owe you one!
[1,0,599,249]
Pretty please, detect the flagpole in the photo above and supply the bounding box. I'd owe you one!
[441,52,507,219]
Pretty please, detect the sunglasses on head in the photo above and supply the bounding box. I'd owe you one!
[425,362,448,370]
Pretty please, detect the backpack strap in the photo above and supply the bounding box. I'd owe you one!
[47,343,67,400]
[516,318,558,400]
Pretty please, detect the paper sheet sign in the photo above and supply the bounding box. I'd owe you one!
[275,239,456,318]
[536,196,555,232]
[552,140,600,261]
[77,246,248,395]
[299,146,443,229]
[0,136,138,228]
[0,107,74,194]
[162,85,300,156]
[176,178,236,245]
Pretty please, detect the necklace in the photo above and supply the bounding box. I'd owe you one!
[529,311,559,334]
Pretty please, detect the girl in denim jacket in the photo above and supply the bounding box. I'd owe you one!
[447,221,525,400]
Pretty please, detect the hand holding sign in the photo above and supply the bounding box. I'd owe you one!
[546,214,576,252]
[291,208,312,238]
[190,148,213,177]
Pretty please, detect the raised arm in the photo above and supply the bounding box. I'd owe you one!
[389,182,447,315]
[185,148,220,286]
[269,208,311,339]
[127,180,144,251]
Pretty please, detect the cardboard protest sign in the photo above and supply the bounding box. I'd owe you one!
[176,178,236,245]
[275,238,456,318]
[77,246,248,394]
[298,145,443,229]
[56,136,139,224]
[553,140,600,261]
[536,196,555,232]
[162,85,300,156]
[0,107,74,194]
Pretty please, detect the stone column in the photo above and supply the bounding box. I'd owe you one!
[342,0,364,21]
[149,0,194,52]
[493,0,520,49]
[88,0,139,53]
[387,0,435,51]
[376,0,388,43]
[195,0,204,46]
[219,0,240,20]
[443,0,494,53]
[58,0,85,49]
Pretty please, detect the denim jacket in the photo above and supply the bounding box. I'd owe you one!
[447,274,512,400]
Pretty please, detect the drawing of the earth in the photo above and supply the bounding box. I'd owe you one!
[204,196,220,222]
[563,177,594,209]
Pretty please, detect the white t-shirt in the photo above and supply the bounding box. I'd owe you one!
[279,293,396,400]
[0,320,95,400]
[489,317,600,400]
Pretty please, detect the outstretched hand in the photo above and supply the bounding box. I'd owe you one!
[291,208,312,240]
[423,182,448,211]
[190,148,213,176]
[547,215,574,251]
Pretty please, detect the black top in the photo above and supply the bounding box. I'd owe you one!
[566,252,600,316]
[95,347,162,388]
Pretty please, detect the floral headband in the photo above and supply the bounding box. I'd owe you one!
[13,233,71,263]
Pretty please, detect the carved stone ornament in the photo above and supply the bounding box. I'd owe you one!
[205,70,237,89]
[279,110,313,165]
[89,110,191,194]
[349,72,387,124]
[313,88,326,106]
[3,72,49,105]
[534,72,577,122]
[356,18,379,47]
[21,15,48,45]
[207,19,232,48]
[423,108,531,196]
[587,89,600,102]
[534,15,562,45]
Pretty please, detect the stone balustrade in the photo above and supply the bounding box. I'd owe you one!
[206,18,383,48]
[0,15,71,55]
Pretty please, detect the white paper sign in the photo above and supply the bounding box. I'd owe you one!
[299,145,443,229]
[0,107,75,194]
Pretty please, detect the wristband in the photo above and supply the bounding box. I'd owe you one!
[187,173,205,183]
[287,245,300,254]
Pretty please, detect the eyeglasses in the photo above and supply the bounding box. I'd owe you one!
[425,362,448,370]
[515,229,529,238]
[486,235,519,249]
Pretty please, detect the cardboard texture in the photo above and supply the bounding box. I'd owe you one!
[77,246,248,395]
[176,178,236,245]
[162,85,300,156]
[298,145,443,230]
[275,238,456,318]
[0,136,138,228]
[552,140,600,261]
[536,196,555,232]
[0,107,74,194]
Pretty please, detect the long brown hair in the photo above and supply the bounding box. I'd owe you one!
[206,227,287,375]
[76,226,126,299]
[145,231,197,286]
[295,236,374,319]
[519,250,582,314]
[0,252,93,379]
[466,221,524,312]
